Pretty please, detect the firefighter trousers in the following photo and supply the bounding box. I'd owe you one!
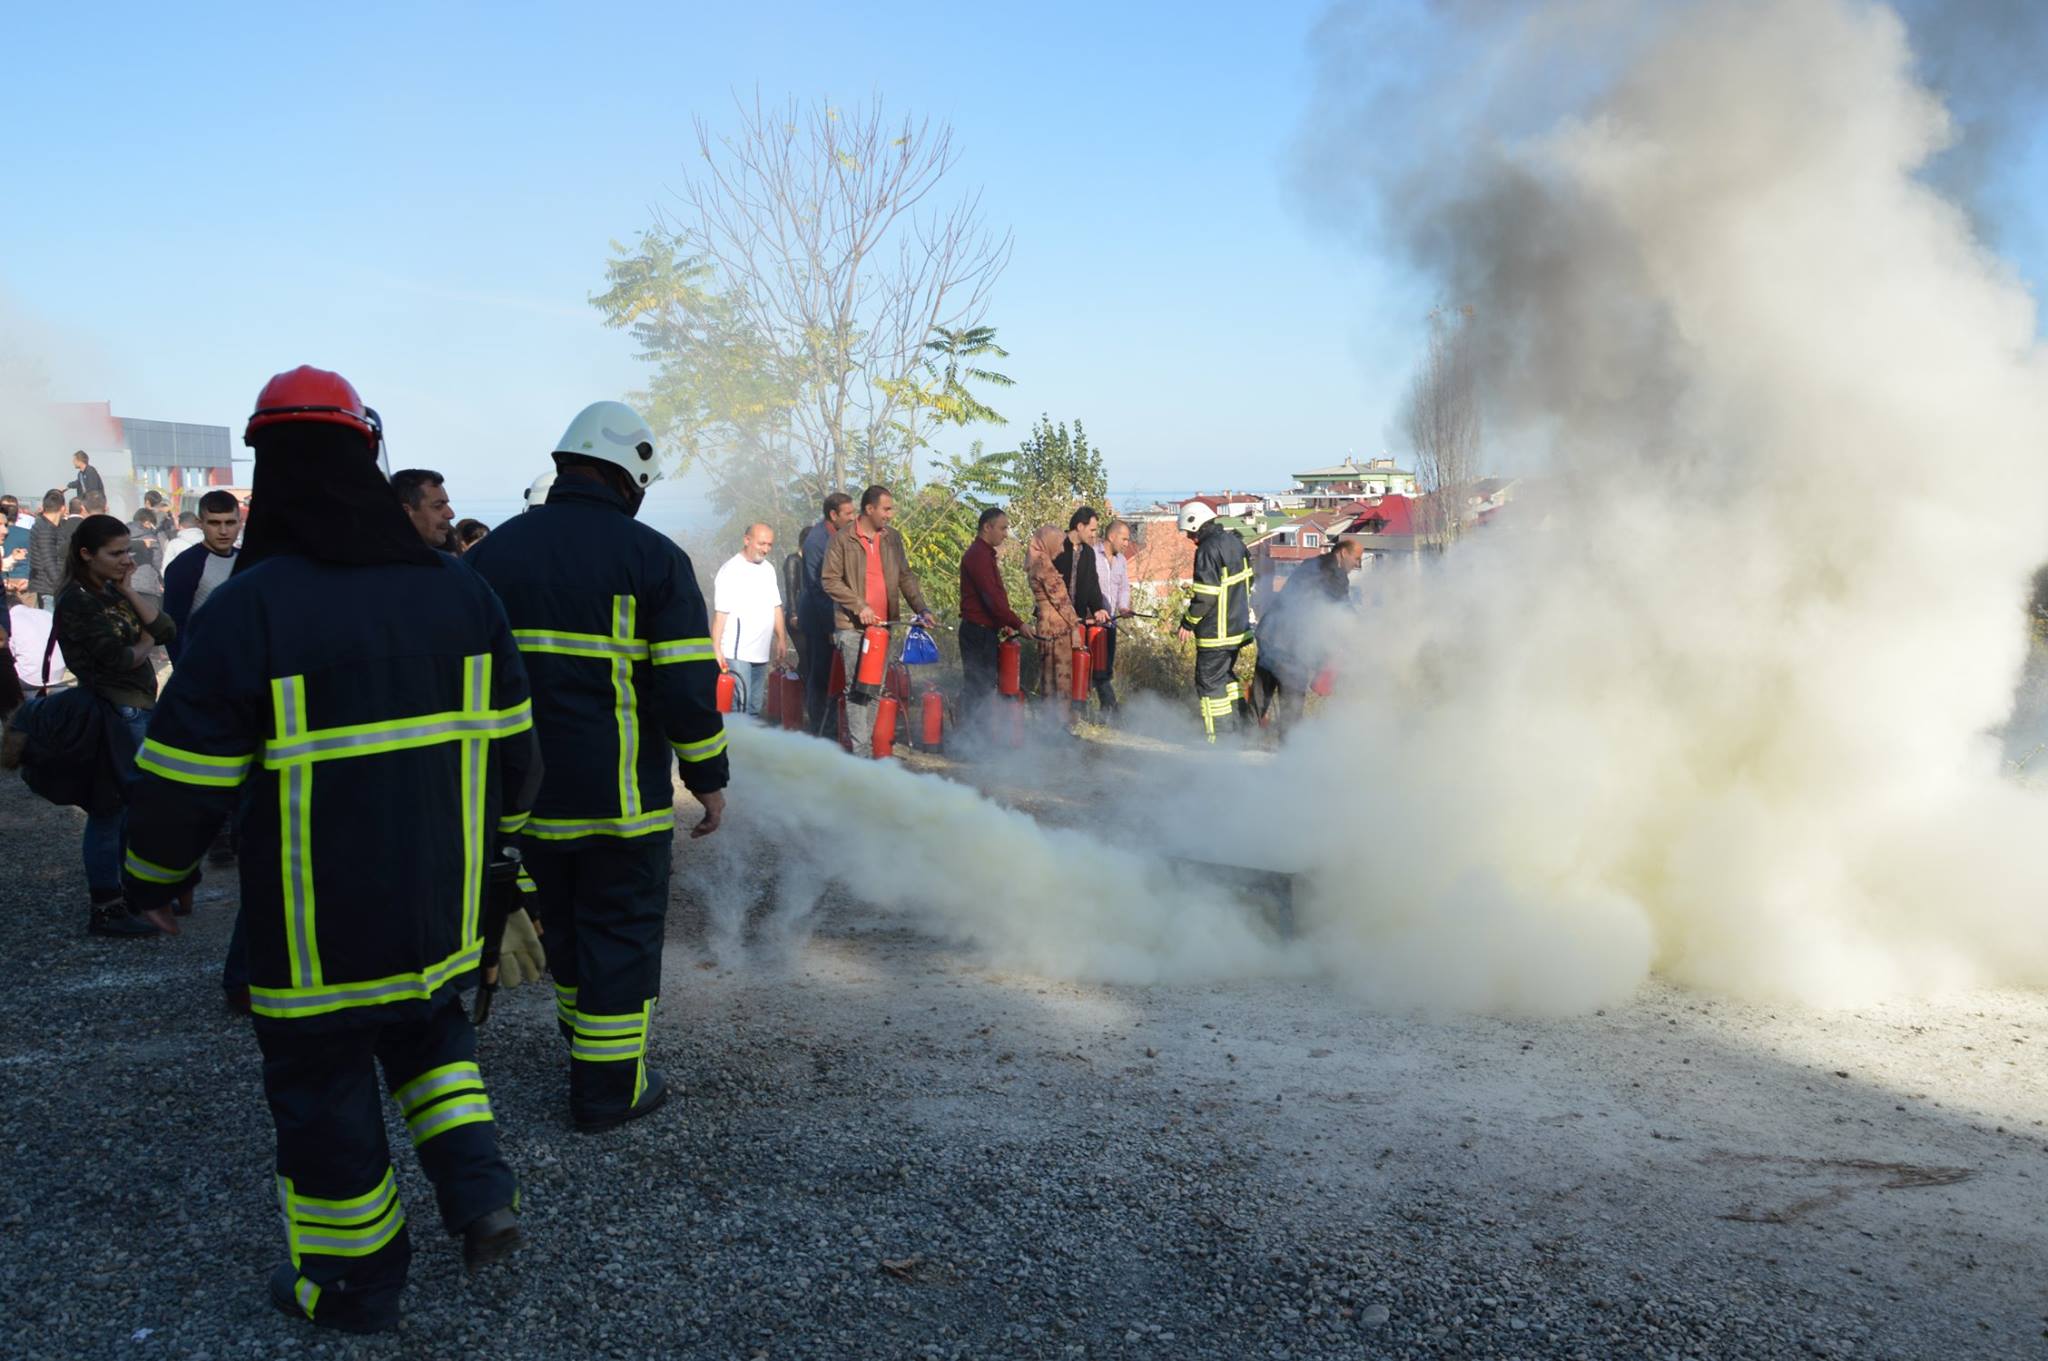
[257,990,515,1329]
[1194,645,1246,742]
[523,834,671,1123]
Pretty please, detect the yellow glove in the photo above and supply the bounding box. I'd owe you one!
[498,908,546,988]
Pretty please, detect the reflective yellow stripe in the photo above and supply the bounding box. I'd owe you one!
[649,637,715,665]
[1196,634,1249,648]
[613,595,640,821]
[124,848,196,884]
[498,810,531,834]
[459,655,488,946]
[272,676,319,990]
[277,1169,404,1267]
[511,629,650,661]
[672,731,727,763]
[525,811,676,841]
[135,739,253,787]
[249,940,483,1019]
[260,701,530,766]
[392,1061,482,1114]
[1187,581,1221,595]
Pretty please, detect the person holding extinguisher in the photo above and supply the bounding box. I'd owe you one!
[957,506,1027,749]
[1028,524,1084,735]
[820,485,932,757]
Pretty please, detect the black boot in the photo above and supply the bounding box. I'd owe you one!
[267,1264,399,1334]
[462,1206,522,1270]
[88,895,161,939]
[575,1068,669,1134]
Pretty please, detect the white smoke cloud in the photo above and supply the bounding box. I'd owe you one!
[1237,0,2048,1009]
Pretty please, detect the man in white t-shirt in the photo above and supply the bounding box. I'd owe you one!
[711,523,792,719]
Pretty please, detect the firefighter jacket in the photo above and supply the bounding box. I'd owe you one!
[1181,523,1253,649]
[120,555,540,1028]
[464,476,728,846]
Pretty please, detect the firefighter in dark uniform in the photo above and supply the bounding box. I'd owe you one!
[120,367,540,1333]
[1177,500,1254,742]
[465,401,728,1133]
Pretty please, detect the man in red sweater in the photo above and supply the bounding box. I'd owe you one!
[957,507,1027,748]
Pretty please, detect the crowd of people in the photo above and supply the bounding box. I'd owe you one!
[0,368,1356,1334]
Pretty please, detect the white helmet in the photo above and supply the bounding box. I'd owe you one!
[1179,500,1218,535]
[554,401,660,488]
[523,471,556,509]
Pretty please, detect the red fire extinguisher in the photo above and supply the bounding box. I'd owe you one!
[828,648,847,698]
[715,671,737,714]
[1069,629,1091,702]
[762,668,783,722]
[836,696,850,751]
[853,624,890,698]
[779,671,804,731]
[1311,666,1336,697]
[1086,623,1110,677]
[997,638,1022,697]
[886,661,911,708]
[872,695,901,758]
[919,689,944,749]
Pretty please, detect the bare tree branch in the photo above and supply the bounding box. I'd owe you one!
[1406,305,1482,549]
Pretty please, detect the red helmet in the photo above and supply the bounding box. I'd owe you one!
[244,366,381,448]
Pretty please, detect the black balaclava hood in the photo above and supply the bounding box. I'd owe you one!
[235,422,440,574]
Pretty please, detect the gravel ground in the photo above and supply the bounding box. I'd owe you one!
[4,773,2046,1360]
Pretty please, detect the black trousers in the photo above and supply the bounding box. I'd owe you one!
[1249,664,1305,735]
[259,991,514,1328]
[1094,626,1120,713]
[1194,645,1246,742]
[795,620,836,736]
[958,621,999,741]
[523,835,671,1122]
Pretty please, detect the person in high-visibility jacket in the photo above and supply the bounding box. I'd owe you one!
[465,401,728,1134]
[1176,500,1254,742]
[120,367,540,1333]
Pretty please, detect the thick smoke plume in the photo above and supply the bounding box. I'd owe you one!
[1249,0,2048,1009]
[691,0,2048,1014]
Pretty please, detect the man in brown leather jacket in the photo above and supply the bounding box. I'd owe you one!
[820,484,932,753]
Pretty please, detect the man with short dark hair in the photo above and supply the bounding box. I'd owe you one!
[821,484,932,755]
[957,506,1026,745]
[64,450,104,502]
[164,490,244,662]
[391,469,455,550]
[796,491,856,735]
[28,490,71,608]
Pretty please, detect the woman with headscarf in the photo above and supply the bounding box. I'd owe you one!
[1027,523,1082,733]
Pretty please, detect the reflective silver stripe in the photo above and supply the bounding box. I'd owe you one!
[296,1217,403,1253]
[284,1177,398,1225]
[571,1039,644,1060]
[462,655,488,944]
[276,677,317,990]
[263,709,528,763]
[650,641,716,663]
[396,1067,480,1114]
[614,595,640,819]
[252,943,482,1013]
[514,632,650,658]
[409,1097,493,1143]
[137,744,253,780]
[294,1277,319,1317]
[571,1014,646,1033]
[526,812,674,839]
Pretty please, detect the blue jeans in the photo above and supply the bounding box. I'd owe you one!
[82,705,151,898]
[730,660,769,718]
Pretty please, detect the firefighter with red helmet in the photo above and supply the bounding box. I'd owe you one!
[465,401,728,1133]
[1177,500,1254,741]
[120,367,540,1332]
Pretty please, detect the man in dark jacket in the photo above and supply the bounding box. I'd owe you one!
[957,507,1027,744]
[1177,502,1254,743]
[64,450,104,503]
[466,400,728,1133]
[162,490,244,663]
[121,367,536,1333]
[820,484,932,754]
[795,491,855,736]
[27,490,70,607]
[1250,537,1360,736]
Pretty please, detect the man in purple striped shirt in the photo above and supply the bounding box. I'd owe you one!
[1091,519,1135,718]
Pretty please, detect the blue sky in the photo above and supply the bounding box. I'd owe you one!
[3,0,1421,524]
[5,2,2043,527]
